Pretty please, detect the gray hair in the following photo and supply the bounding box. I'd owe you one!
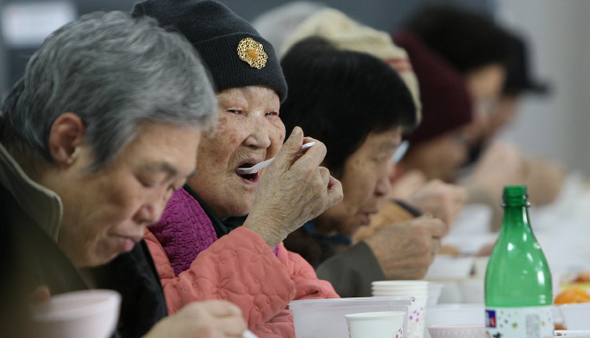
[0,11,216,170]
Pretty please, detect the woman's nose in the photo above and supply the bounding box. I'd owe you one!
[243,117,272,149]
[134,196,168,226]
[375,173,391,198]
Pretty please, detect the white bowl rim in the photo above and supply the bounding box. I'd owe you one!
[345,311,407,320]
[428,303,485,309]
[372,281,429,286]
[428,323,486,330]
[290,296,413,309]
[32,290,121,322]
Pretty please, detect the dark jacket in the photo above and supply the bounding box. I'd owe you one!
[0,144,165,338]
[284,201,422,297]
[87,242,168,338]
[284,221,385,297]
[0,145,91,337]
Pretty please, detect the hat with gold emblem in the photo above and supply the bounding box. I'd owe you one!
[132,0,287,102]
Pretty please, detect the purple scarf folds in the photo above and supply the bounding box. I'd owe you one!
[149,188,279,276]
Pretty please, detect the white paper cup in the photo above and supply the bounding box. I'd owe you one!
[427,283,443,307]
[31,290,121,338]
[372,281,428,338]
[345,311,405,338]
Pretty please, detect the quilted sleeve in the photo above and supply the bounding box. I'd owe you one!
[144,227,299,338]
[279,244,340,300]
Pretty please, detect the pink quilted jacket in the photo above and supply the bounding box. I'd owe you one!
[145,191,338,337]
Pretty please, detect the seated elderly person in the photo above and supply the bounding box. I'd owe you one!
[128,1,342,337]
[354,33,476,257]
[277,36,445,297]
[282,6,467,248]
[0,11,249,338]
[388,32,474,184]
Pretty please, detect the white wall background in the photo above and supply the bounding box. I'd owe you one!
[496,0,590,174]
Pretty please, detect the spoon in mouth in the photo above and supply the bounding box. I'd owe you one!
[236,142,316,175]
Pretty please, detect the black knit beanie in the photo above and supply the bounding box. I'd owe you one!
[132,0,288,102]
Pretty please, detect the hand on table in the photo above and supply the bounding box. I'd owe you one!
[361,217,446,280]
[244,127,343,248]
[145,300,247,338]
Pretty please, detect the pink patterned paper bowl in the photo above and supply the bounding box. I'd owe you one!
[427,324,486,338]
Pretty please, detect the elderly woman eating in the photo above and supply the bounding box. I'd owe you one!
[130,0,342,337]
[278,36,449,298]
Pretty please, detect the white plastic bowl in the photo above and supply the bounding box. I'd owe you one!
[290,297,412,338]
[31,290,121,338]
[559,303,590,330]
[345,311,405,338]
[426,255,475,279]
[458,278,485,303]
[427,283,444,307]
[428,324,486,338]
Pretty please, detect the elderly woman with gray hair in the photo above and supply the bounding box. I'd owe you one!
[0,11,250,338]
[124,0,344,337]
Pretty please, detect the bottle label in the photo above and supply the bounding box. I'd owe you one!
[485,306,553,338]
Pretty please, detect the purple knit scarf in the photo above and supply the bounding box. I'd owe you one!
[149,188,279,276]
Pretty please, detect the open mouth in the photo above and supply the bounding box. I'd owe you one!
[236,162,259,182]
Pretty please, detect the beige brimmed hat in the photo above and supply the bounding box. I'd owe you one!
[282,8,422,122]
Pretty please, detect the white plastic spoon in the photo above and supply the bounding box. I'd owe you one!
[236,142,316,175]
[391,140,410,163]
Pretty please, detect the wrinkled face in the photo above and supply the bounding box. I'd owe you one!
[188,86,285,219]
[57,123,200,267]
[316,128,402,237]
[403,128,468,183]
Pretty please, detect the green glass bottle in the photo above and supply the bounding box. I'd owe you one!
[485,185,553,338]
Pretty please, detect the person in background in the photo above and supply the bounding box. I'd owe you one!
[353,31,474,255]
[279,35,450,298]
[279,8,466,296]
[459,33,566,230]
[406,4,512,144]
[0,11,247,338]
[407,5,564,229]
[282,8,467,231]
[128,1,343,337]
[386,31,474,184]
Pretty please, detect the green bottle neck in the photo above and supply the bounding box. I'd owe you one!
[502,204,531,227]
[499,205,535,241]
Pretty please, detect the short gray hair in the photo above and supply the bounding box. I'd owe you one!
[0,11,216,170]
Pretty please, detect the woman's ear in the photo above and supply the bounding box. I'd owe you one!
[48,113,85,168]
